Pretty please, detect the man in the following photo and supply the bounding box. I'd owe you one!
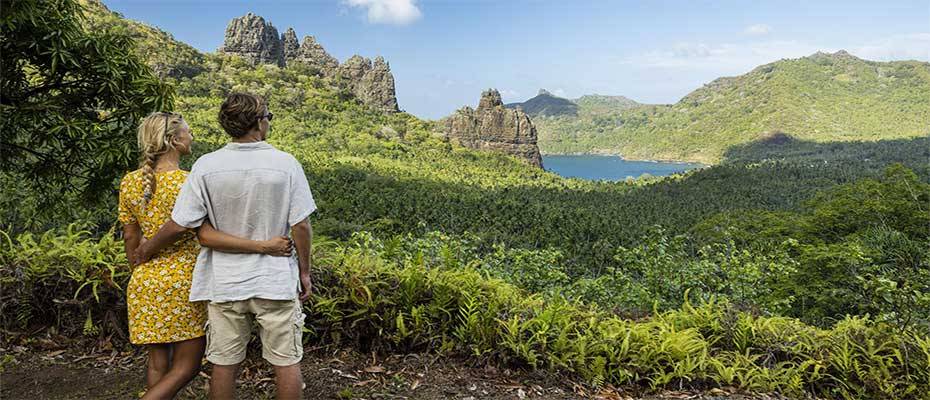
[135,92,315,400]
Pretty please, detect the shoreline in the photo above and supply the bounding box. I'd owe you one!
[540,152,708,166]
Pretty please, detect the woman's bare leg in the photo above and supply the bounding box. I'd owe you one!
[146,344,171,389]
[141,336,205,399]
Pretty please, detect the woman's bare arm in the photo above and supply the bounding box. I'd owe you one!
[122,223,143,266]
[197,220,292,256]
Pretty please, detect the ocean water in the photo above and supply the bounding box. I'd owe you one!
[542,154,702,181]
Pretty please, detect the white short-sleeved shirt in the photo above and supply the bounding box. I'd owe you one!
[172,141,316,302]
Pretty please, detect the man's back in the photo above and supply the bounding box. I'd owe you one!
[172,141,316,302]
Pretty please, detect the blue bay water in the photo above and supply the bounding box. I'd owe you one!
[542,154,702,181]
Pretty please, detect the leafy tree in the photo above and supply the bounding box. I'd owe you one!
[0,0,173,219]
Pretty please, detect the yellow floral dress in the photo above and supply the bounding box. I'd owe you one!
[118,169,206,344]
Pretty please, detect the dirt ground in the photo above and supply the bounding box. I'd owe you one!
[1,342,787,400]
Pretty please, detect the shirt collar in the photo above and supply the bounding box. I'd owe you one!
[224,141,274,151]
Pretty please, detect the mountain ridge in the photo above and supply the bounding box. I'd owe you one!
[532,50,930,163]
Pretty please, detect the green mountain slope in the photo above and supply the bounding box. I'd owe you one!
[14,0,929,323]
[14,1,928,279]
[5,4,930,396]
[535,51,930,162]
[573,94,642,113]
[78,0,205,77]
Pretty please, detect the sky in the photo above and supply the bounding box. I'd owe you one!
[105,0,930,120]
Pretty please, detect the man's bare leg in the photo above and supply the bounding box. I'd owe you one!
[273,363,302,400]
[209,363,240,400]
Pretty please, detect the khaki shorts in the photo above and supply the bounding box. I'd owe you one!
[205,298,305,366]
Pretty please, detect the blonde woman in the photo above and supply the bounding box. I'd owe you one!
[118,112,293,399]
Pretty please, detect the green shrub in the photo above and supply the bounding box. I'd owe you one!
[3,225,928,398]
[0,223,128,338]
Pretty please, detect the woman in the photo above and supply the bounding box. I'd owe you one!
[118,112,292,399]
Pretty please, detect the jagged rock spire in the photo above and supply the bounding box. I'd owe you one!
[295,35,340,74]
[219,13,400,113]
[442,89,543,168]
[282,28,300,60]
[219,13,284,66]
[478,89,504,110]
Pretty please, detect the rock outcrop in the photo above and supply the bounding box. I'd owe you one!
[443,89,544,168]
[295,35,340,75]
[336,56,399,113]
[282,28,300,61]
[219,13,399,113]
[219,13,284,66]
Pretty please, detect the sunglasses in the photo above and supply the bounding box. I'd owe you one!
[156,112,190,137]
[259,112,274,121]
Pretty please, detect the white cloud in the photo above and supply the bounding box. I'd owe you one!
[744,24,772,36]
[552,88,567,97]
[344,0,422,25]
[852,33,930,61]
[498,89,520,100]
[621,32,930,75]
[621,40,821,71]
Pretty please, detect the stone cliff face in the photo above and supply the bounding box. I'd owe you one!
[219,13,398,113]
[338,56,399,113]
[443,89,544,168]
[282,28,300,61]
[219,13,284,66]
[296,35,340,75]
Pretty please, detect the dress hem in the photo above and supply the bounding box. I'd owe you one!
[130,332,206,345]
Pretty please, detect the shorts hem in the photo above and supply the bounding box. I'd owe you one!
[206,353,247,366]
[263,353,303,367]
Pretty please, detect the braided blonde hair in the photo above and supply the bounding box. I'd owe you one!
[137,112,184,213]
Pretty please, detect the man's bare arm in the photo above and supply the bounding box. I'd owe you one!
[291,218,313,301]
[132,219,189,265]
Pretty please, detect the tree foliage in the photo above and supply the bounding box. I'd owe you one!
[0,0,173,213]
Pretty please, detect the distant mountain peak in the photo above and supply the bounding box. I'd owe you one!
[809,49,861,61]
[505,90,578,117]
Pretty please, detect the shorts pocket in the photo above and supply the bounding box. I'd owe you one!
[293,304,306,357]
[204,321,212,357]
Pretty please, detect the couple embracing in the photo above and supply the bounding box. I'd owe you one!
[118,92,315,399]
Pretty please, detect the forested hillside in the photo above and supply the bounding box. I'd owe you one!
[2,1,928,398]
[532,51,930,162]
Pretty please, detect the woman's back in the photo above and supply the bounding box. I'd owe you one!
[119,169,197,253]
[119,168,205,344]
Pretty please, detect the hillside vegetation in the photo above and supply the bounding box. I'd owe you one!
[78,0,205,77]
[2,1,929,398]
[533,51,930,162]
